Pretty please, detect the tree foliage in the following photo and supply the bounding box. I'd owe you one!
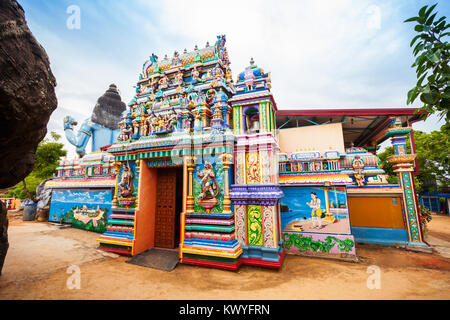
[378,126,450,194]
[405,4,450,122]
[377,146,398,184]
[413,127,450,192]
[6,132,67,200]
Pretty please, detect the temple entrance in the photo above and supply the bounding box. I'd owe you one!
[154,167,183,249]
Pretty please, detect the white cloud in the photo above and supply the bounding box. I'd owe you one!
[28,0,444,159]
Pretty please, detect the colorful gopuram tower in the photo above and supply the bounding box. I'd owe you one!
[228,59,285,267]
[97,36,245,269]
[97,39,286,270]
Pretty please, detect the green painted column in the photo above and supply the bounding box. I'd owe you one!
[386,126,431,252]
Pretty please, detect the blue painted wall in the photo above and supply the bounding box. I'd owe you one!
[49,188,113,233]
[351,227,409,246]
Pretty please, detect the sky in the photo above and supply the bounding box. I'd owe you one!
[18,0,449,158]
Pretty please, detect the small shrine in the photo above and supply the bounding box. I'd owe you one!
[46,153,116,232]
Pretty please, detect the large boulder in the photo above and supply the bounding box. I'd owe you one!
[35,178,52,210]
[0,0,58,188]
[0,201,8,276]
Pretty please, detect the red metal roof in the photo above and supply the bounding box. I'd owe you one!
[276,107,424,116]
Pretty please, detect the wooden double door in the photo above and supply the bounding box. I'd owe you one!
[154,167,182,248]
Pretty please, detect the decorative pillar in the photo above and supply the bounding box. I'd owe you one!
[233,105,243,135]
[323,187,335,224]
[112,161,122,208]
[386,126,431,252]
[186,156,196,213]
[235,204,247,247]
[262,205,276,248]
[134,159,141,209]
[220,153,233,214]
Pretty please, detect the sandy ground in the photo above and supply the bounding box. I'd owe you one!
[0,211,449,300]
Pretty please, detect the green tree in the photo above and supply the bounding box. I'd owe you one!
[6,132,67,200]
[378,127,450,194]
[377,146,398,184]
[405,4,450,122]
[413,126,450,192]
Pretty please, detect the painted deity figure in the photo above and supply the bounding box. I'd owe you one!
[174,71,184,86]
[206,88,216,106]
[156,116,165,132]
[184,110,194,131]
[149,115,158,135]
[197,162,220,200]
[352,157,365,187]
[142,116,149,136]
[118,166,133,198]
[171,51,181,66]
[244,59,256,91]
[150,76,159,91]
[213,65,224,80]
[131,120,140,139]
[117,120,132,142]
[225,67,233,84]
[192,67,200,83]
[159,75,169,88]
[168,113,178,132]
[307,191,323,229]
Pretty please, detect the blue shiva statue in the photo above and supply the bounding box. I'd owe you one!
[64,84,126,157]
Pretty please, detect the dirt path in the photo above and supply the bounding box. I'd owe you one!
[0,213,449,300]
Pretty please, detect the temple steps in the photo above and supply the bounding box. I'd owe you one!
[184,224,234,232]
[107,219,135,227]
[98,208,136,255]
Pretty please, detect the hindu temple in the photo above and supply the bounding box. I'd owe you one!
[45,35,430,271]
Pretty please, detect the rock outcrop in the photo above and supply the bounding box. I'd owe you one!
[0,0,58,188]
[0,201,8,276]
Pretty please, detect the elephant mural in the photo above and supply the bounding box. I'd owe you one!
[64,84,126,157]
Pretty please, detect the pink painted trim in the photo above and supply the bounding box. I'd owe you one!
[276,108,426,116]
[98,236,133,243]
[182,257,241,271]
[49,178,115,183]
[240,250,285,269]
[98,246,132,256]
[185,218,234,225]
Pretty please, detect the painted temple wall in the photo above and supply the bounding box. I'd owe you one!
[49,188,113,233]
[277,123,345,154]
[280,186,356,257]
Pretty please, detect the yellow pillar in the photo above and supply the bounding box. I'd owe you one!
[323,187,335,224]
[134,160,141,209]
[186,156,196,213]
[112,161,122,208]
[220,153,233,214]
